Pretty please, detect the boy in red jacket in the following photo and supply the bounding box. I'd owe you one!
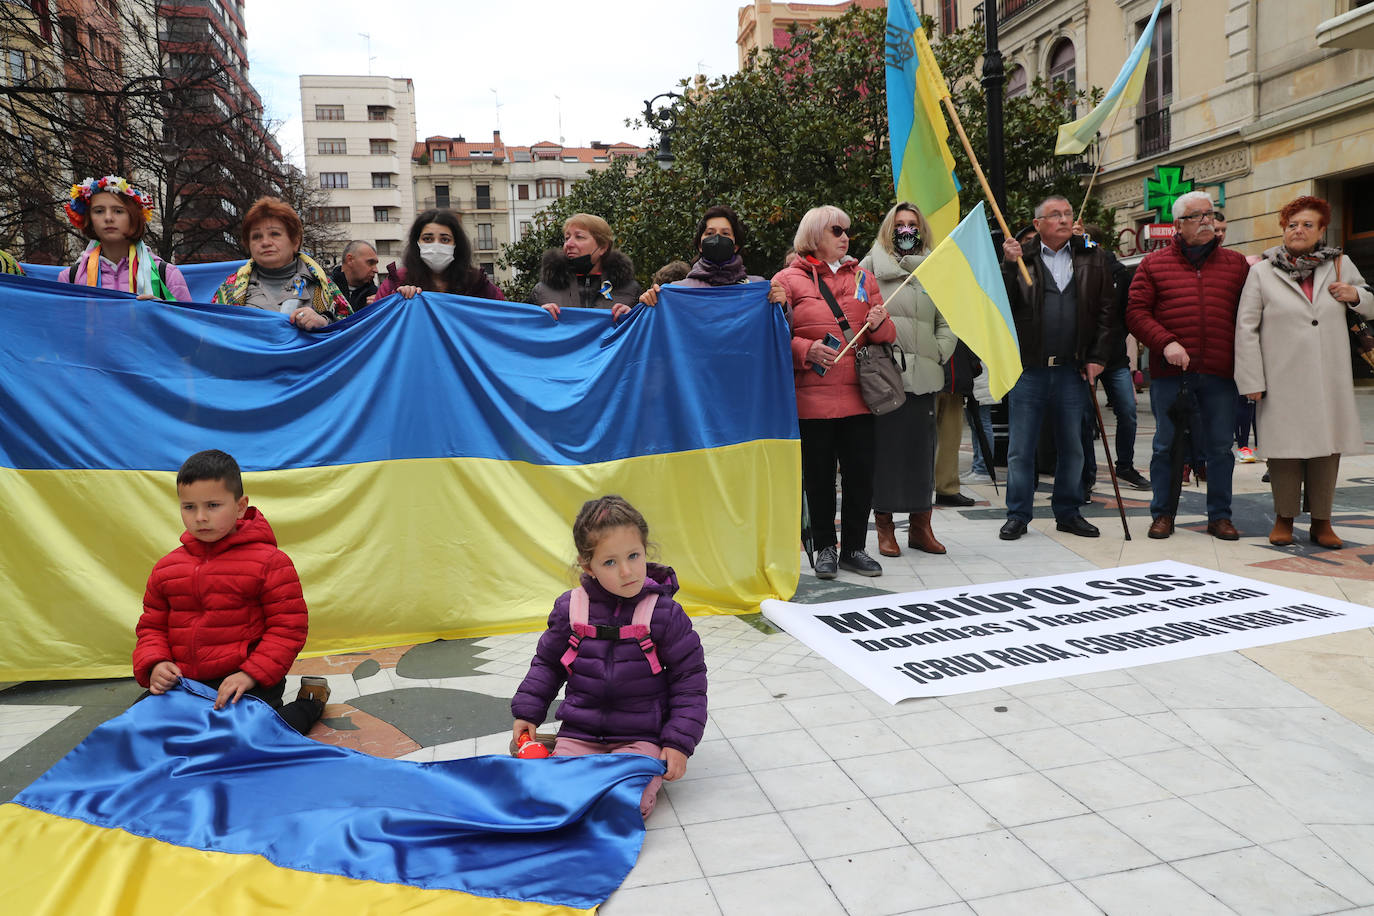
[132,449,329,735]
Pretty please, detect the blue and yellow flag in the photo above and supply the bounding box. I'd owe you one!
[0,679,662,912]
[885,0,961,244]
[0,275,800,679]
[1056,0,1163,155]
[914,203,1022,400]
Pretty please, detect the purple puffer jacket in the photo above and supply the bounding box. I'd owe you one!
[511,563,708,756]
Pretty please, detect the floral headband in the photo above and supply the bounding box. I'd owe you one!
[64,175,154,230]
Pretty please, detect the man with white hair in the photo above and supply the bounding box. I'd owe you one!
[1126,190,1252,540]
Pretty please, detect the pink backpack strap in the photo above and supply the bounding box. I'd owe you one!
[629,593,664,675]
[559,587,592,671]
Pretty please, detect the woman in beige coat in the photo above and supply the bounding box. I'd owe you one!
[1234,195,1374,547]
[860,202,957,557]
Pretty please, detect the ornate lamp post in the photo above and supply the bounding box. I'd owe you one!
[642,92,683,171]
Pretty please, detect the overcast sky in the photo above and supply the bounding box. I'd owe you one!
[244,0,751,165]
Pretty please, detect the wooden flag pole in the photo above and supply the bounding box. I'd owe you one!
[940,95,1032,287]
[832,322,872,364]
[1078,103,1126,219]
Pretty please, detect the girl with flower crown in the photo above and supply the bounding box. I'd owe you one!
[58,175,190,301]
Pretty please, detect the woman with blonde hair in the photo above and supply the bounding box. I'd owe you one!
[773,205,894,579]
[1235,195,1374,547]
[530,213,639,320]
[860,202,956,557]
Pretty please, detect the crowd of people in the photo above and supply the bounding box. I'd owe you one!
[24,175,1374,571]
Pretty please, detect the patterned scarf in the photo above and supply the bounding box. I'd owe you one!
[1270,245,1341,282]
[686,255,748,286]
[221,252,348,316]
[78,240,168,298]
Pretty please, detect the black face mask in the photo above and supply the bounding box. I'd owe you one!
[567,253,594,275]
[894,227,921,253]
[700,233,737,265]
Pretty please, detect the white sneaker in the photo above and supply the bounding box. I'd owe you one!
[961,470,993,484]
[1233,446,1257,464]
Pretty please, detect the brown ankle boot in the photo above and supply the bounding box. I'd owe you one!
[1268,516,1294,546]
[1309,519,1343,549]
[908,510,947,554]
[875,512,901,557]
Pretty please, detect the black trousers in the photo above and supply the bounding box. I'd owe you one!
[800,414,876,553]
[138,676,324,736]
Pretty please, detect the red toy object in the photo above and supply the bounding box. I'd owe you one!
[515,734,550,759]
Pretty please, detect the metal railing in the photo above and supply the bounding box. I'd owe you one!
[1136,107,1170,159]
[999,0,1050,23]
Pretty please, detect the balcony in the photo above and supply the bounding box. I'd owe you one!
[1028,145,1096,184]
[1136,107,1170,160]
[1316,1,1374,49]
[998,0,1050,24]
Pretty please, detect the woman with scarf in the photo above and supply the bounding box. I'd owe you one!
[774,205,893,580]
[637,205,787,309]
[530,213,639,320]
[374,209,504,301]
[1235,195,1374,547]
[58,175,190,301]
[860,202,956,558]
[211,197,349,329]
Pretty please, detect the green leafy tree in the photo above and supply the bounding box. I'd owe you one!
[498,6,1117,298]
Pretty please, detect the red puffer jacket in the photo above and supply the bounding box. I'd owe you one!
[1126,236,1251,379]
[133,508,308,688]
[774,256,894,419]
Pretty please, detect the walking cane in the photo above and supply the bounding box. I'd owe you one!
[1087,378,1131,540]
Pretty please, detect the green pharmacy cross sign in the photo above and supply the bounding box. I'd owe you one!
[1145,166,1192,222]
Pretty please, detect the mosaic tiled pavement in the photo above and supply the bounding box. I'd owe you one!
[3,391,1374,914]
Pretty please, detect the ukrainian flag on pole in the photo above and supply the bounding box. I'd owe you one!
[915,203,1022,400]
[885,0,961,244]
[1055,0,1163,155]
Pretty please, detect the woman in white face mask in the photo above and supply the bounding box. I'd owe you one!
[374,209,506,302]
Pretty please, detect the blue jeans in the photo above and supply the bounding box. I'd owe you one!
[1149,373,1236,521]
[1006,365,1087,523]
[969,403,994,474]
[1081,366,1139,487]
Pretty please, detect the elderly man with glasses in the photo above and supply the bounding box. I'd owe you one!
[1126,190,1252,540]
[996,195,1118,541]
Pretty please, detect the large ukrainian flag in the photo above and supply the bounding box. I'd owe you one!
[0,275,800,680]
[0,678,662,912]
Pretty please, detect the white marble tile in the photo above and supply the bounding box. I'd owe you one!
[707,862,847,916]
[838,748,949,797]
[889,706,987,747]
[961,772,1090,827]
[882,785,1001,843]
[1101,799,1251,860]
[602,877,721,916]
[1267,835,1374,907]
[780,798,907,859]
[1023,688,1126,726]
[968,882,1103,916]
[807,717,912,760]
[756,669,847,701]
[995,726,1109,771]
[816,847,962,916]
[921,737,1033,783]
[729,729,833,773]
[1074,864,1236,916]
[676,738,747,782]
[781,691,875,728]
[952,698,1058,737]
[1069,716,1181,757]
[708,701,802,739]
[685,812,808,876]
[708,678,777,709]
[1186,785,1313,846]
[753,759,867,811]
[668,771,774,826]
[1310,824,1374,888]
[1118,747,1250,797]
[1043,759,1174,811]
[1173,845,1355,915]
[1012,813,1160,880]
[622,825,704,888]
[1087,683,1170,716]
[917,830,1063,898]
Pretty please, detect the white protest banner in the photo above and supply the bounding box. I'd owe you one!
[761,561,1374,703]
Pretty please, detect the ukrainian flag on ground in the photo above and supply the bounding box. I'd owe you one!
[0,275,800,680]
[885,0,961,244]
[0,678,662,912]
[915,203,1023,400]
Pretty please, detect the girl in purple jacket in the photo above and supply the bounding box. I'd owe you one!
[511,495,708,817]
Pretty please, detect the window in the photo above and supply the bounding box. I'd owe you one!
[370,139,391,155]
[371,173,393,189]
[939,0,957,34]
[432,148,447,163]
[476,223,494,250]
[480,262,495,278]
[315,104,344,121]
[7,49,26,81]
[520,220,532,237]
[377,240,397,256]
[367,105,391,121]
[476,184,491,209]
[435,184,450,209]
[1005,66,1028,100]
[1140,9,1173,114]
[517,184,530,200]
[374,207,391,222]
[317,138,346,155]
[536,178,563,199]
[320,172,348,189]
[312,207,350,223]
[1048,39,1076,92]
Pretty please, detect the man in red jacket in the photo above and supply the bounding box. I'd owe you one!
[1126,191,1252,540]
[133,449,330,735]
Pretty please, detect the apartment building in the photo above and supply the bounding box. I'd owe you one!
[300,74,417,263]
[506,140,645,246]
[736,0,887,65]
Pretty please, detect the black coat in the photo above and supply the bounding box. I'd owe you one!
[330,266,378,313]
[529,249,640,311]
[1002,235,1118,367]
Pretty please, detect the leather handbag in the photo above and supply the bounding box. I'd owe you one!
[815,275,906,415]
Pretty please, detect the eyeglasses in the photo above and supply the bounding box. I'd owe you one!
[1038,211,1074,222]
[1178,211,1219,223]
[828,225,849,237]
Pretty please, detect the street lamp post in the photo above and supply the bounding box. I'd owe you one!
[642,92,682,171]
[982,1,1007,238]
